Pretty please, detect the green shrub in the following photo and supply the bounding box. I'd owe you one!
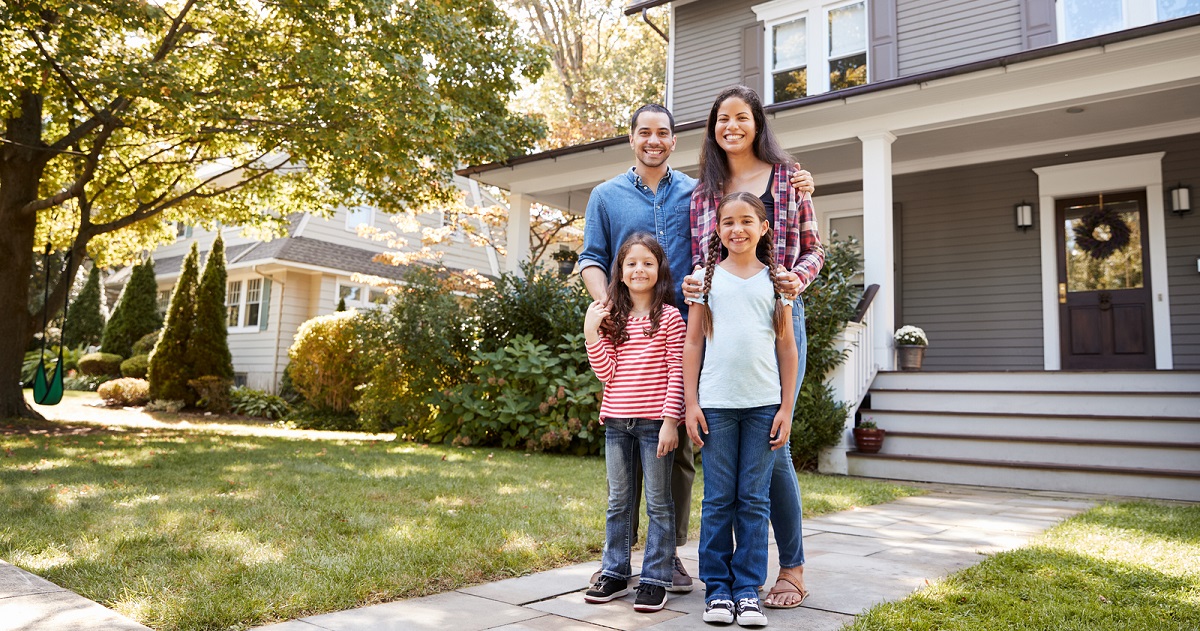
[792,236,863,470]
[190,234,234,380]
[355,267,475,435]
[78,352,123,377]
[472,261,590,352]
[63,265,106,349]
[149,243,199,404]
[21,346,86,385]
[230,387,291,419]
[287,310,366,414]
[277,362,302,404]
[120,354,150,379]
[441,334,603,455]
[131,331,160,356]
[97,378,151,407]
[64,375,113,391]
[101,259,162,357]
[188,376,233,414]
[285,403,361,431]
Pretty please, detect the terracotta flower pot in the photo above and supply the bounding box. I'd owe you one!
[853,427,886,454]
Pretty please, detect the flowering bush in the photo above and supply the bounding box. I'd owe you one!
[97,378,151,407]
[894,325,928,346]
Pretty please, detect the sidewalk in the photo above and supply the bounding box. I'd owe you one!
[250,483,1097,631]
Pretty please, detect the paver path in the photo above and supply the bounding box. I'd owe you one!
[250,484,1097,631]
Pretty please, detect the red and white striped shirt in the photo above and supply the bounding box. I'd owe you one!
[586,306,685,424]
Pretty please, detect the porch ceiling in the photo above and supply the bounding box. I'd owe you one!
[465,24,1200,215]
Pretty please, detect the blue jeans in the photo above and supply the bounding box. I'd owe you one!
[601,418,676,588]
[698,405,778,601]
[770,296,807,568]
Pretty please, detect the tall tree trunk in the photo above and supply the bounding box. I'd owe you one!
[0,92,49,419]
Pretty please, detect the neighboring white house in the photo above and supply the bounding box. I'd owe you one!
[105,176,505,392]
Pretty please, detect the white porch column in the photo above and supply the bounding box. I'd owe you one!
[506,192,532,275]
[859,131,897,371]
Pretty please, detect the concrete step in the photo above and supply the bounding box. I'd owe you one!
[868,389,1199,418]
[872,370,1200,393]
[847,452,1200,502]
[866,410,1200,443]
[880,431,1200,470]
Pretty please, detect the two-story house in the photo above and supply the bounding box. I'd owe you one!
[105,176,505,392]
[462,1,1200,500]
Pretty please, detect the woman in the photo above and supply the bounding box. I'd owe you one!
[683,84,824,609]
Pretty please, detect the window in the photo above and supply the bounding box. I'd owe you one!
[175,222,192,240]
[1058,0,1199,42]
[226,277,266,330]
[157,289,172,315]
[338,284,361,303]
[337,282,389,309]
[756,0,868,104]
[345,206,374,232]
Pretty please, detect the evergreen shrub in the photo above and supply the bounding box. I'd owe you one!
[101,260,162,357]
[78,352,123,377]
[791,237,863,470]
[132,331,160,356]
[473,261,591,352]
[190,234,234,379]
[188,376,233,414]
[287,310,365,414]
[120,354,150,379]
[63,265,105,349]
[97,378,150,406]
[149,244,199,403]
[355,267,474,435]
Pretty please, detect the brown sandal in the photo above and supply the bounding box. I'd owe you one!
[763,573,809,609]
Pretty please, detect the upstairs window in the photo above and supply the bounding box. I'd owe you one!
[345,206,374,233]
[1058,0,1199,41]
[756,0,868,104]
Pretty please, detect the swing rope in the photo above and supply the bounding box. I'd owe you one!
[32,243,74,406]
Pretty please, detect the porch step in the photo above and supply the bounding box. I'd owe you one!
[848,371,1200,502]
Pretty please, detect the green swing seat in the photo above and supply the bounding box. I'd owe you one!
[32,351,65,406]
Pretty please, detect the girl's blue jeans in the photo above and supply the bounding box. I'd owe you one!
[770,295,808,569]
[698,404,778,601]
[601,418,675,588]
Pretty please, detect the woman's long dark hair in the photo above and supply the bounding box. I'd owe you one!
[600,232,675,345]
[697,85,795,197]
[696,192,788,339]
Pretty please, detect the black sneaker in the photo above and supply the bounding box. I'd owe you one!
[633,583,668,612]
[584,576,629,603]
[703,598,736,624]
[668,555,694,593]
[735,597,768,627]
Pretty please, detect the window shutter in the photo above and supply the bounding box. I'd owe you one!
[869,0,898,82]
[1021,0,1056,49]
[259,279,271,331]
[742,23,763,90]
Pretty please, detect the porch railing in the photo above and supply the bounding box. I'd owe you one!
[818,284,880,474]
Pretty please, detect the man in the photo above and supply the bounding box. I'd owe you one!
[579,103,813,593]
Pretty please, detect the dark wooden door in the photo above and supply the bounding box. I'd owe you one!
[1056,191,1155,370]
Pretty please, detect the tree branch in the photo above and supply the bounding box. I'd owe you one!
[26,28,100,117]
[20,121,118,216]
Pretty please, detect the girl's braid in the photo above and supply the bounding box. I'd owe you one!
[699,229,721,339]
[761,224,788,337]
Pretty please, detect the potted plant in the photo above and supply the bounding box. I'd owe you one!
[894,325,928,371]
[853,419,886,454]
[551,248,579,277]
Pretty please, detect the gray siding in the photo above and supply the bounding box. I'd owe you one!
[672,0,761,124]
[896,0,1024,76]
[1163,136,1200,369]
[893,134,1200,371]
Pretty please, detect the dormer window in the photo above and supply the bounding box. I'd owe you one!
[755,0,868,104]
[1058,0,1200,42]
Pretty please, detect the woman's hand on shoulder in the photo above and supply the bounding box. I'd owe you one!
[682,266,704,303]
[774,265,800,301]
[789,166,815,195]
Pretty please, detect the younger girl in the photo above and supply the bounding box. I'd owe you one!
[584,232,686,613]
[684,192,798,627]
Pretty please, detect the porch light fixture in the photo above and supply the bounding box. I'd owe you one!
[1170,184,1191,215]
[1015,202,1034,231]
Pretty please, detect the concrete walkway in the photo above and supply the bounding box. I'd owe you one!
[252,484,1097,631]
[0,483,1098,631]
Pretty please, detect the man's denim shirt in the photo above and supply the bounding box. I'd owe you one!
[580,167,697,317]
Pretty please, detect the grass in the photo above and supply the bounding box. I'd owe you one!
[848,502,1200,631]
[1,414,921,631]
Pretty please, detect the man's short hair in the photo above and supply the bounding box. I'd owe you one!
[629,104,675,135]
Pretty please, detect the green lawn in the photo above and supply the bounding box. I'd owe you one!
[848,502,1200,631]
[1,419,920,631]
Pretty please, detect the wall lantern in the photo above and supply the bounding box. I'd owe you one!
[1170,184,1191,215]
[1015,202,1034,231]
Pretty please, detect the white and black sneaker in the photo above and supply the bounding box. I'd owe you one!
[735,597,768,627]
[584,576,629,603]
[703,598,736,624]
[633,584,668,612]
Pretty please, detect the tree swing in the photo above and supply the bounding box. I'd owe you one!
[31,242,76,407]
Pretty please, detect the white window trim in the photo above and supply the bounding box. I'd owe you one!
[226,276,265,334]
[1032,152,1171,370]
[336,281,388,310]
[753,0,868,104]
[1055,0,1157,42]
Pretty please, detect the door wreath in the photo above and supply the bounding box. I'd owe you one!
[1073,207,1131,259]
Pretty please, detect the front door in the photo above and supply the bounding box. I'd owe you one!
[1056,191,1155,370]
